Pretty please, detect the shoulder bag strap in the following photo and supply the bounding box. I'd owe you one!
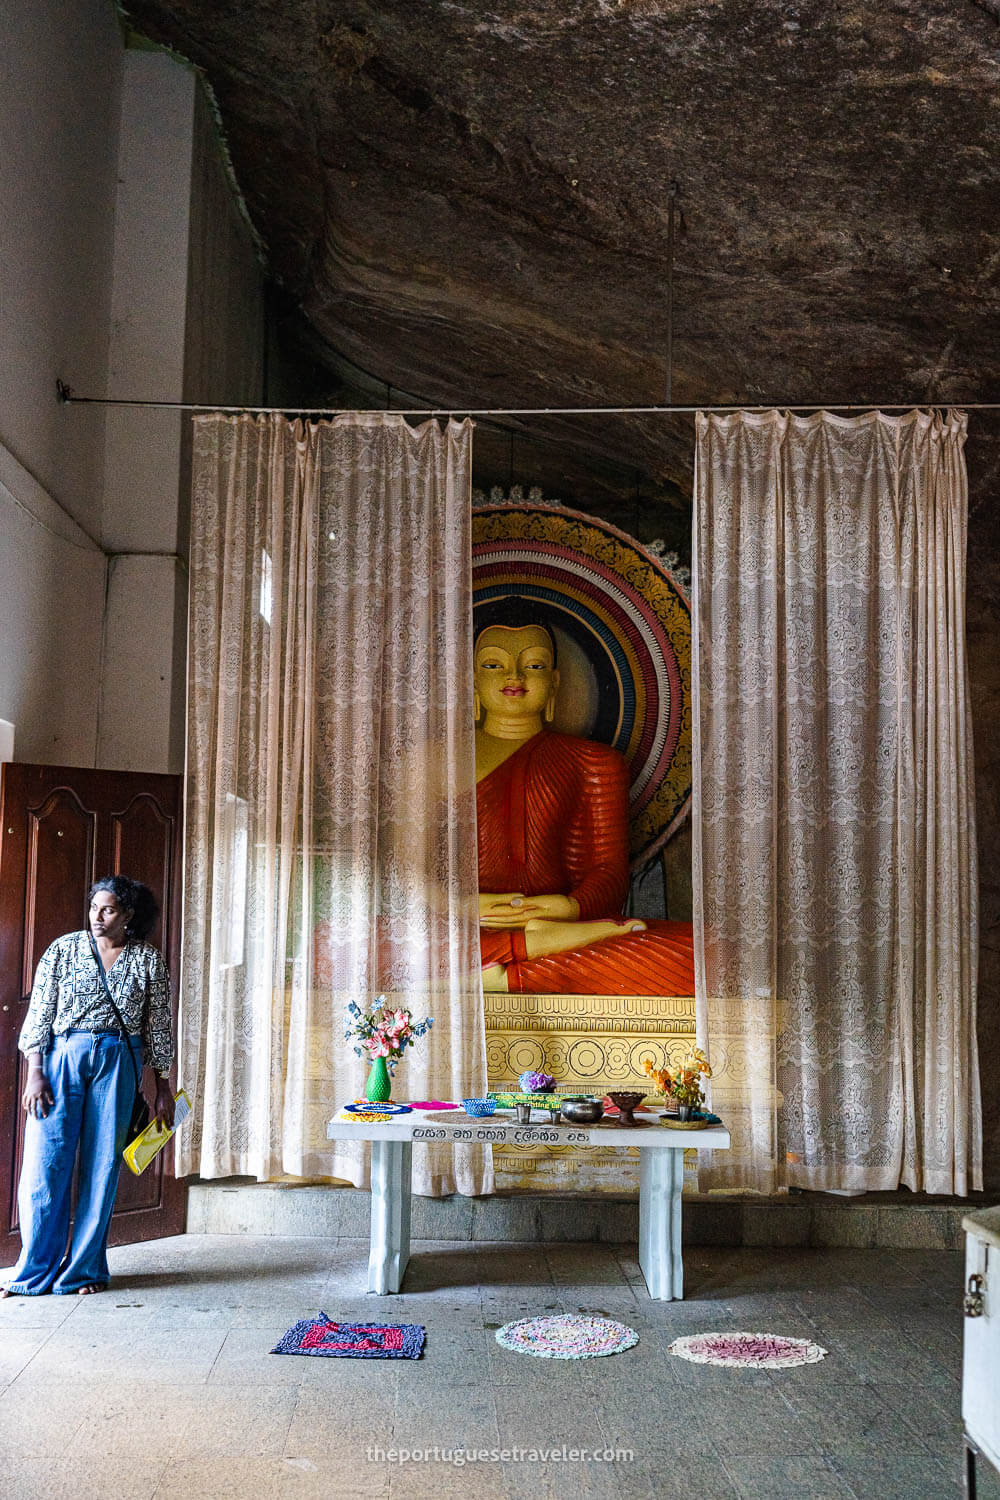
[87,933,143,1099]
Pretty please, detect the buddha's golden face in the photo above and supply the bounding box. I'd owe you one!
[474,625,559,719]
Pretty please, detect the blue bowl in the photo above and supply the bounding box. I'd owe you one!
[462,1097,497,1117]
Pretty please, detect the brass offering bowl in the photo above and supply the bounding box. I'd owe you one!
[559,1095,605,1124]
[605,1090,646,1126]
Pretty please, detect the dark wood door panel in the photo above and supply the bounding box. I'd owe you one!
[110,792,179,955]
[1,763,186,1261]
[24,788,98,989]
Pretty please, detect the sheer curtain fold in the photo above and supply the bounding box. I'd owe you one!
[693,408,981,1195]
[181,412,492,1196]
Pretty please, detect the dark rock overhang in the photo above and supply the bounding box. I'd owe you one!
[122,0,1000,523]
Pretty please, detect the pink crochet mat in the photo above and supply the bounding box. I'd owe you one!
[669,1331,827,1369]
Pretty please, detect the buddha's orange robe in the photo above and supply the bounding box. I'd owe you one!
[478,732,694,996]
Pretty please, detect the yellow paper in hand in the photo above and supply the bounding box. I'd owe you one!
[123,1090,192,1176]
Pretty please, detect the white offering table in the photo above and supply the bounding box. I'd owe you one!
[326,1108,729,1300]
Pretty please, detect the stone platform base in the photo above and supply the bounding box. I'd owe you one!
[187,1179,973,1251]
[484,988,696,1192]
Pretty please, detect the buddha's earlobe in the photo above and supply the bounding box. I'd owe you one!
[544,696,555,723]
[473,690,482,722]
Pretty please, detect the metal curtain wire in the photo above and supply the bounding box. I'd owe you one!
[53,383,1000,418]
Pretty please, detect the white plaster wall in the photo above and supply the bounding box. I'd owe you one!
[97,555,187,773]
[0,0,121,763]
[0,0,122,537]
[0,447,106,765]
[97,55,265,775]
[1,5,264,775]
[103,53,196,558]
[97,49,198,774]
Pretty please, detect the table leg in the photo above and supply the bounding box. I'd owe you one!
[964,1436,978,1500]
[368,1140,412,1294]
[638,1147,684,1300]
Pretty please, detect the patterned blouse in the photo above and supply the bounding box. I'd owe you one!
[18,931,175,1074]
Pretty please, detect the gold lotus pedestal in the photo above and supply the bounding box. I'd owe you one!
[484,990,697,1193]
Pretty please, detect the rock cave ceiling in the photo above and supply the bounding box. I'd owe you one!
[124,0,1000,537]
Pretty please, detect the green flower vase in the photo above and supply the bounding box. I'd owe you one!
[365,1055,392,1103]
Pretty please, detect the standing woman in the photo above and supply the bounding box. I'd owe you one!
[2,876,175,1296]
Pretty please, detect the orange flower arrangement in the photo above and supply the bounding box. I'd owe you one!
[643,1047,712,1110]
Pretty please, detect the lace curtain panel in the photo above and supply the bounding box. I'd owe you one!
[181,412,492,1196]
[692,408,981,1195]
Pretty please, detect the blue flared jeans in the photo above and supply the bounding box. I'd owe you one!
[6,1029,142,1294]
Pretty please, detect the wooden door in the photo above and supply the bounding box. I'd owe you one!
[0,763,185,1263]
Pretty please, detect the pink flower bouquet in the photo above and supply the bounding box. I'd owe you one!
[344,997,433,1075]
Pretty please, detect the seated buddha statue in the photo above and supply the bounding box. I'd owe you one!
[475,620,694,996]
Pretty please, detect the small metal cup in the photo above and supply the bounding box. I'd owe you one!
[515,1103,532,1124]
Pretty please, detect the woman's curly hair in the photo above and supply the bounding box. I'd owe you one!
[88,876,160,941]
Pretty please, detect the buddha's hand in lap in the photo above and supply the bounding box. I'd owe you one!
[479,892,581,928]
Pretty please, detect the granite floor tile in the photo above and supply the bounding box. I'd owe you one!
[138,1301,259,1333]
[695,1390,820,1456]
[498,1462,558,1500]
[361,1293,485,1326]
[0,1377,95,1460]
[543,1246,630,1285]
[70,1385,300,1462]
[603,1453,740,1500]
[488,1345,611,1389]
[892,1249,965,1284]
[0,1328,56,1382]
[492,1387,606,1451]
[826,1451,962,1499]
[525,1455,640,1500]
[817,1355,962,1411]
[659,1353,784,1392]
[0,1235,986,1500]
[232,1298,394,1328]
[26,1323,230,1383]
[718,1290,831,1325]
[283,1387,397,1457]
[892,1310,964,1350]
[108,1274,330,1307]
[400,1241,498,1283]
[500,1450,644,1500]
[872,1275,963,1310]
[479,1290,566,1314]
[469,1249,554,1287]
[3,1447,168,1500]
[721,1451,858,1499]
[59,1296,162,1330]
[0,1291,79,1328]
[896,1384,964,1453]
[595,1396,725,1456]
[792,1286,901,1329]
[391,1396,501,1456]
[630,1299,739,1334]
[819,1327,961,1390]
[386,1457,510,1499]
[781,1375,939,1454]
[555,1283,644,1314]
[153,1455,389,1499]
